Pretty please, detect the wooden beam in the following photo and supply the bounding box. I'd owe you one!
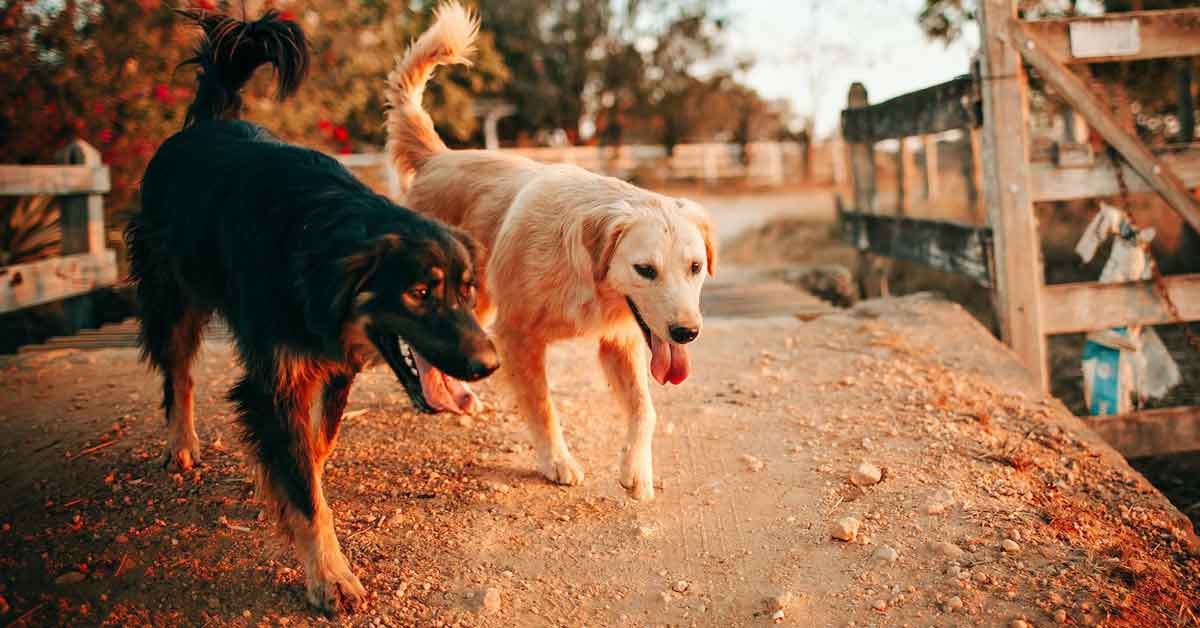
[1031,148,1200,201]
[898,138,917,214]
[980,0,1049,391]
[845,83,878,213]
[841,75,980,142]
[838,209,994,287]
[0,252,119,313]
[1042,273,1200,334]
[1023,8,1200,64]
[923,135,941,203]
[0,165,110,196]
[1012,18,1200,234]
[1086,406,1200,459]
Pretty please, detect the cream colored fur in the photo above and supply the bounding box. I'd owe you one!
[385,2,717,501]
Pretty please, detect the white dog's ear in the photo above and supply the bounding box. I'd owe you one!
[679,199,717,277]
[589,215,630,282]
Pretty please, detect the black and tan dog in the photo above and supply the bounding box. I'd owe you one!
[126,10,497,613]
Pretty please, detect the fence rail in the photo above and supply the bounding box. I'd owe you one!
[0,140,118,317]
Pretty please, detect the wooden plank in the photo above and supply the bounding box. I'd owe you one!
[0,165,110,196]
[923,135,941,203]
[1014,19,1200,234]
[1031,148,1200,201]
[980,0,1049,391]
[897,138,917,214]
[1023,8,1200,64]
[839,209,994,287]
[1042,273,1200,334]
[1087,406,1200,458]
[0,252,119,314]
[841,75,979,142]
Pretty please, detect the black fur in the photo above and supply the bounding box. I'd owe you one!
[127,10,497,532]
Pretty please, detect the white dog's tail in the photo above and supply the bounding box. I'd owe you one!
[385,1,478,176]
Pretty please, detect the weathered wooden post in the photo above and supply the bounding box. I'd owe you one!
[978,0,1048,390]
[56,139,106,331]
[897,137,917,214]
[846,82,889,297]
[922,135,941,204]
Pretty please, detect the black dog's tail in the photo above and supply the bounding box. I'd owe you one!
[178,9,309,127]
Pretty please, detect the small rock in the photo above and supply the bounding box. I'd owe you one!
[114,534,129,544]
[872,599,887,611]
[850,462,882,486]
[1053,609,1068,623]
[500,570,513,578]
[659,591,672,604]
[1011,620,1029,628]
[830,517,860,542]
[1002,539,1021,553]
[672,580,689,593]
[932,541,965,559]
[741,455,764,472]
[480,587,501,615]
[663,422,676,435]
[944,596,963,611]
[457,416,473,428]
[55,571,86,585]
[873,546,899,562]
[766,592,797,612]
[926,489,955,514]
[771,609,785,622]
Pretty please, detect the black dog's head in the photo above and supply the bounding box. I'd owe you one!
[301,208,497,410]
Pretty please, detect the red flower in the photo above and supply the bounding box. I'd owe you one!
[92,103,105,115]
[99,128,113,143]
[152,84,172,104]
[318,119,332,131]
[333,126,349,142]
[338,145,352,155]
[279,10,295,21]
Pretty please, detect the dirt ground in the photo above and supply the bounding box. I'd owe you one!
[1,294,1198,627]
[1,189,1198,627]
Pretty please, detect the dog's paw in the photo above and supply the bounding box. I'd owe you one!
[539,451,585,486]
[305,568,366,615]
[620,451,655,501]
[162,436,201,473]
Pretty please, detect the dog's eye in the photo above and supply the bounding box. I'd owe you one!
[408,286,430,301]
[690,261,702,275]
[634,264,658,280]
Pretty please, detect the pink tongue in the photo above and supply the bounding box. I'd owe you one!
[413,353,480,414]
[649,333,690,386]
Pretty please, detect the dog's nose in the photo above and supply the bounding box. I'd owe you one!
[466,350,500,380]
[669,324,699,344]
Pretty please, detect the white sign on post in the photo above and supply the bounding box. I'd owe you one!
[1069,19,1141,59]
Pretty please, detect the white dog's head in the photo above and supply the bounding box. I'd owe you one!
[591,198,716,386]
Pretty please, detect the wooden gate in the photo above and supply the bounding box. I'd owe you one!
[839,3,1200,456]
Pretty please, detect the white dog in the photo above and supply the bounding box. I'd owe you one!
[384,2,716,500]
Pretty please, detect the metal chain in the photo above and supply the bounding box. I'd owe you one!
[1107,146,1200,354]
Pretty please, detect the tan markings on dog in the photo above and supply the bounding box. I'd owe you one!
[384,1,719,500]
[164,308,211,471]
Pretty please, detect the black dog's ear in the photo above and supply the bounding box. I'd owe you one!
[299,233,402,341]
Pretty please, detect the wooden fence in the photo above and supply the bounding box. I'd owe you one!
[838,3,1200,456]
[0,140,118,322]
[336,140,830,199]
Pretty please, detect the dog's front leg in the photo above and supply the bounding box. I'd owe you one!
[599,330,657,501]
[496,329,585,486]
[232,371,366,614]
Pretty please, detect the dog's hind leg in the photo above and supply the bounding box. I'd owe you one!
[232,363,365,614]
[495,328,585,486]
[599,329,657,501]
[135,276,212,472]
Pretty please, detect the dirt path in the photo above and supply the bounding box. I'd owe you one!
[1,294,1197,627]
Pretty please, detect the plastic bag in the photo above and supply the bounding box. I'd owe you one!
[1076,204,1181,415]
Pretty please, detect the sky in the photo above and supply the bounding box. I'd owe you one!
[722,0,980,136]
